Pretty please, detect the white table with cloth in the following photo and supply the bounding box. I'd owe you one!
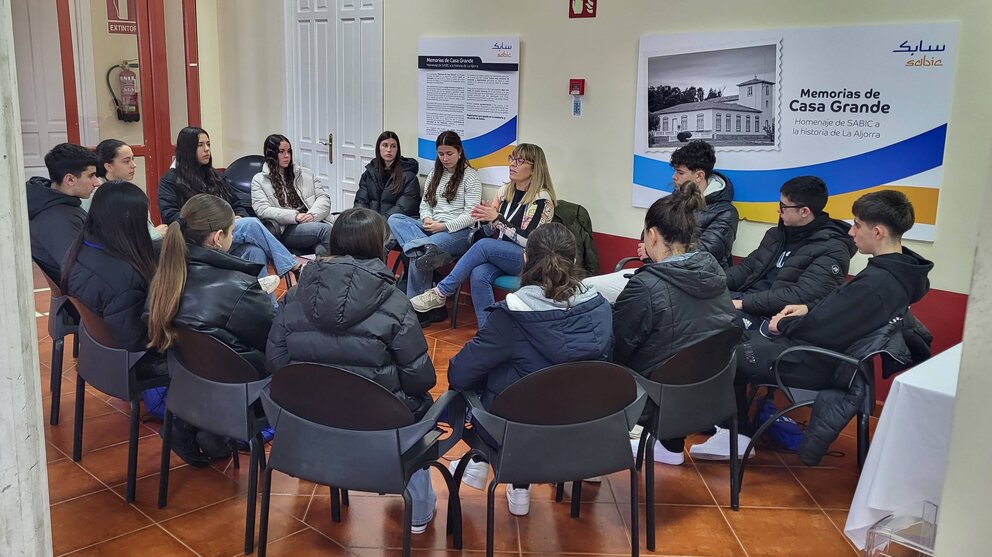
[844,342,962,549]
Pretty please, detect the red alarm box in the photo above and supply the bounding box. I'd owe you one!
[569,79,585,96]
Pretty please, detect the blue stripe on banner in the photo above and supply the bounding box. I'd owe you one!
[633,124,947,202]
[418,117,518,160]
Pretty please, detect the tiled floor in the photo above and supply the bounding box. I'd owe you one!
[33,265,866,556]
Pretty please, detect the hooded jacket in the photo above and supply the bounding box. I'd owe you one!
[696,172,740,269]
[250,163,333,233]
[26,176,87,282]
[447,285,613,408]
[266,256,436,416]
[172,244,274,373]
[158,168,250,225]
[354,156,421,218]
[725,213,856,317]
[62,239,151,352]
[613,251,735,376]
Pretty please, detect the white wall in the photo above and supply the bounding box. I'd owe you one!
[381,0,992,294]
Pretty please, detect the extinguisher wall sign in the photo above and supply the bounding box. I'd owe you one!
[569,0,597,18]
[107,0,137,35]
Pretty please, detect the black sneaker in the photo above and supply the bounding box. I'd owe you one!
[415,245,453,272]
[429,306,449,324]
[196,430,234,459]
[164,419,209,468]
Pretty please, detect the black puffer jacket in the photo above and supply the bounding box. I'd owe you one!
[354,156,421,218]
[725,214,855,317]
[26,176,87,282]
[62,240,151,352]
[173,244,274,373]
[696,172,739,269]
[613,251,735,376]
[158,168,250,225]
[266,256,436,417]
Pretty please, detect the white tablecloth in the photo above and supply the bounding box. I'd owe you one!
[845,343,962,549]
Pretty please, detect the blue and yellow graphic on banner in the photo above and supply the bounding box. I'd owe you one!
[418,117,517,170]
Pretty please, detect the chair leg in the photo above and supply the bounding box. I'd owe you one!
[486,480,497,557]
[341,489,349,506]
[72,333,79,357]
[857,411,870,471]
[635,432,648,471]
[554,482,564,502]
[126,400,140,503]
[401,488,413,557]
[72,374,86,462]
[630,467,639,557]
[50,337,64,425]
[645,433,656,552]
[729,415,741,511]
[570,480,582,518]
[157,411,174,508]
[450,290,461,329]
[330,488,342,523]
[244,435,262,554]
[257,467,274,557]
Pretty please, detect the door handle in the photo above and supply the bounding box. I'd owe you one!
[318,133,333,164]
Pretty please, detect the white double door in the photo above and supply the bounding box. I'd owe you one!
[285,0,383,213]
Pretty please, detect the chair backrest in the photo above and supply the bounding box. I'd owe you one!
[173,328,263,383]
[648,327,743,385]
[67,296,123,349]
[224,154,264,217]
[490,361,637,425]
[269,363,416,430]
[41,268,63,297]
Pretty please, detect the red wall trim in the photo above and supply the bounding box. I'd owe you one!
[55,0,80,145]
[182,0,201,128]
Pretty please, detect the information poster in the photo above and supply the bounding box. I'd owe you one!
[418,36,519,184]
[633,22,958,241]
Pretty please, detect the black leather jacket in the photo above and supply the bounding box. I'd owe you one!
[172,244,275,372]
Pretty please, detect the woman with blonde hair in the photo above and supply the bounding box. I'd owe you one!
[411,143,556,327]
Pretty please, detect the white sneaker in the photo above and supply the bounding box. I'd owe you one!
[257,275,281,294]
[411,288,447,312]
[506,485,531,516]
[449,458,488,491]
[630,439,684,466]
[583,476,603,483]
[688,427,755,461]
[629,424,643,439]
[410,507,435,535]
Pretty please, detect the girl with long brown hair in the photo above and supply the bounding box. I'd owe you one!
[386,131,482,315]
[355,131,421,218]
[445,222,612,517]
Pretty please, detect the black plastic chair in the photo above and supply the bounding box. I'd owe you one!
[224,155,265,217]
[67,297,170,503]
[630,327,743,551]
[157,328,270,554]
[257,364,465,557]
[613,255,647,273]
[39,268,79,425]
[452,361,647,557]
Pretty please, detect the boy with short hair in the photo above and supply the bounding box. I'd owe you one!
[27,143,99,282]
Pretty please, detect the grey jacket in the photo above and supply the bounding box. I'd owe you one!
[251,164,333,233]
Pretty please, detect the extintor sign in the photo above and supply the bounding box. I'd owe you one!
[569,0,597,19]
[107,0,137,35]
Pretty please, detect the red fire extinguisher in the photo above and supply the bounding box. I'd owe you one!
[107,62,140,123]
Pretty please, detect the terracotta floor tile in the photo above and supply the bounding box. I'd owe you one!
[36,315,50,341]
[218,463,318,496]
[724,508,858,556]
[162,494,310,557]
[47,442,66,463]
[531,477,617,504]
[66,525,196,557]
[429,326,479,348]
[517,500,630,554]
[46,411,157,457]
[825,508,849,531]
[307,492,517,553]
[77,431,182,487]
[121,464,243,520]
[260,527,353,556]
[42,389,118,424]
[778,433,860,469]
[431,339,467,375]
[617,503,746,556]
[37,340,77,372]
[49,490,152,555]
[38,365,77,399]
[47,459,106,504]
[790,467,860,510]
[697,462,817,509]
[609,463,716,506]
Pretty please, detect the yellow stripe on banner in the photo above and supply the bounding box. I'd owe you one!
[469,145,516,170]
[736,185,939,225]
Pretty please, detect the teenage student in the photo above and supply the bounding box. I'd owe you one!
[355,131,421,218]
[387,131,481,323]
[446,223,612,516]
[410,143,556,328]
[266,207,438,534]
[157,126,299,281]
[147,194,276,464]
[95,138,170,240]
[611,182,736,465]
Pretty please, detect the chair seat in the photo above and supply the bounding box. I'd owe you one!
[492,275,520,291]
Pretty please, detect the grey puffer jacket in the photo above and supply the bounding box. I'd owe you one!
[612,251,735,376]
[265,256,436,417]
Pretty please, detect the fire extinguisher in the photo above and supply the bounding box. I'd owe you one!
[107,61,140,123]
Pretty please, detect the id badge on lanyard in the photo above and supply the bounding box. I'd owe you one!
[499,201,525,240]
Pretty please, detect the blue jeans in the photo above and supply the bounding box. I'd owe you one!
[436,238,524,327]
[387,214,470,298]
[407,468,436,526]
[229,217,298,278]
[280,221,331,257]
